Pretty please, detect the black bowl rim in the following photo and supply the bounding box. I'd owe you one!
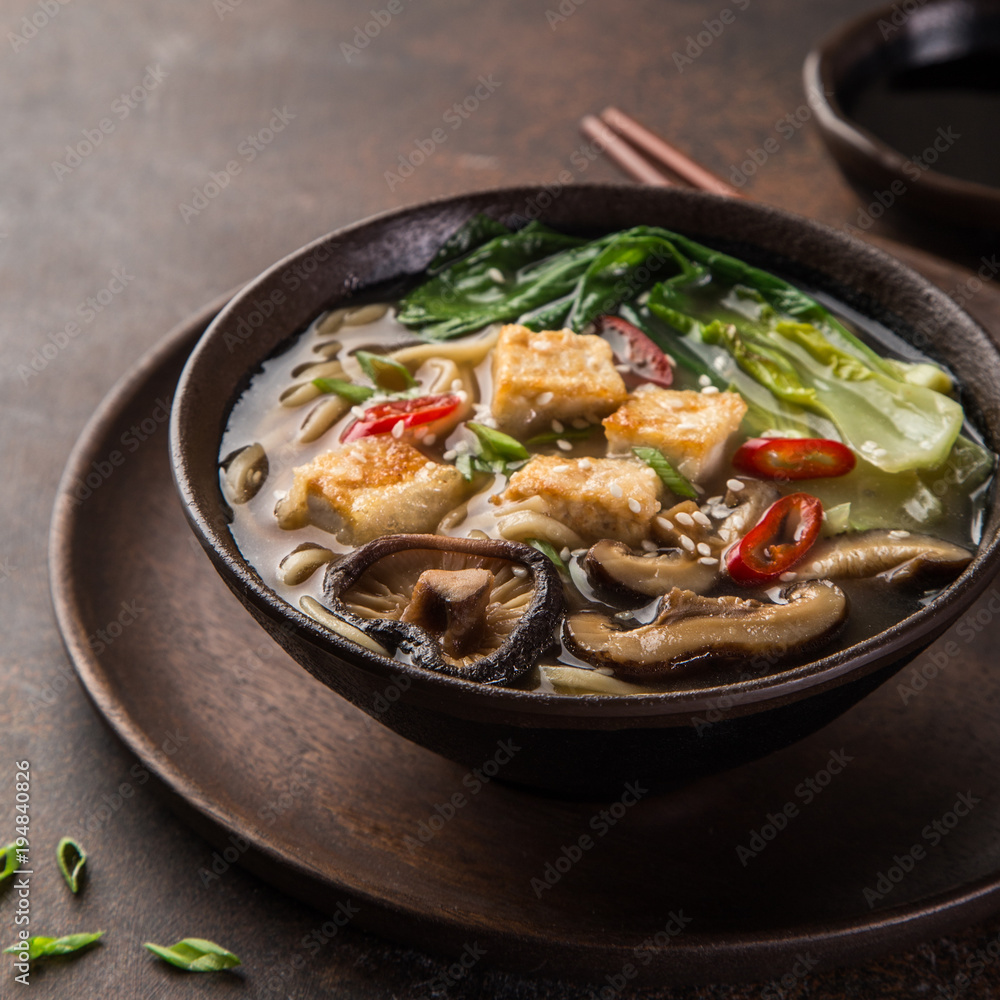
[804,0,1000,215]
[169,183,1000,725]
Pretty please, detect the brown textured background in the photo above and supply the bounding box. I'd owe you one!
[4,0,1000,996]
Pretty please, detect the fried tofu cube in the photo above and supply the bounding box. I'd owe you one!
[275,437,468,543]
[603,386,747,482]
[490,324,627,436]
[493,455,662,547]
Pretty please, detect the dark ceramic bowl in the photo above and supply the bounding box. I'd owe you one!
[170,184,1000,795]
[805,0,1000,230]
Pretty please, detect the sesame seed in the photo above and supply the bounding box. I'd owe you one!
[615,364,631,373]
[536,391,554,405]
[656,517,674,532]
[693,483,705,495]
[707,495,723,505]
[698,556,717,565]
[512,565,528,578]
[443,449,457,460]
[679,535,695,552]
[641,539,657,552]
[675,511,695,527]
[628,498,642,513]
[424,433,436,446]
[551,419,564,433]
[779,571,797,582]
[693,511,712,527]
[572,418,589,429]
[556,438,573,452]
[487,267,505,283]
[726,478,745,492]
[560,547,572,560]
[701,385,720,395]
[424,461,437,470]
[553,464,571,473]
[391,420,405,438]
[889,529,911,539]
[579,458,593,471]
[696,542,712,556]
[572,548,587,557]
[609,482,623,498]
[698,374,711,387]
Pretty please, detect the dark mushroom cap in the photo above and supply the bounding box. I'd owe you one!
[323,533,564,685]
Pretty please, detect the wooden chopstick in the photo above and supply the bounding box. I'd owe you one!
[590,106,744,199]
[580,114,673,188]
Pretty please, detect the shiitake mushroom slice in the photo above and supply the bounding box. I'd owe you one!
[323,534,564,685]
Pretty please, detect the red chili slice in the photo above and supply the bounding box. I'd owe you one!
[725,492,824,586]
[593,315,673,388]
[340,393,461,443]
[732,437,856,480]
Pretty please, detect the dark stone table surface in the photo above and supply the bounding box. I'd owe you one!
[4,0,1000,996]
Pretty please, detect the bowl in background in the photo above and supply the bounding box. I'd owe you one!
[805,0,1000,230]
[169,184,1000,795]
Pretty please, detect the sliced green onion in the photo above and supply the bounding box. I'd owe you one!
[526,427,592,445]
[527,537,568,573]
[311,377,375,404]
[354,350,417,392]
[143,938,241,972]
[0,843,19,884]
[56,837,86,894]
[468,422,529,461]
[632,446,697,499]
[5,931,104,961]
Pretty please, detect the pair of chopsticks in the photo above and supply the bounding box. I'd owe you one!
[580,107,743,199]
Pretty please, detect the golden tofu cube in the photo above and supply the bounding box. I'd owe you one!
[490,324,627,436]
[603,386,747,482]
[494,455,662,547]
[275,437,468,543]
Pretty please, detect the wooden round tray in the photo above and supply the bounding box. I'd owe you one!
[49,294,1000,987]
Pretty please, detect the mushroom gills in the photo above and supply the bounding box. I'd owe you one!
[564,581,848,680]
[323,534,564,683]
[787,530,972,585]
[584,539,719,598]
